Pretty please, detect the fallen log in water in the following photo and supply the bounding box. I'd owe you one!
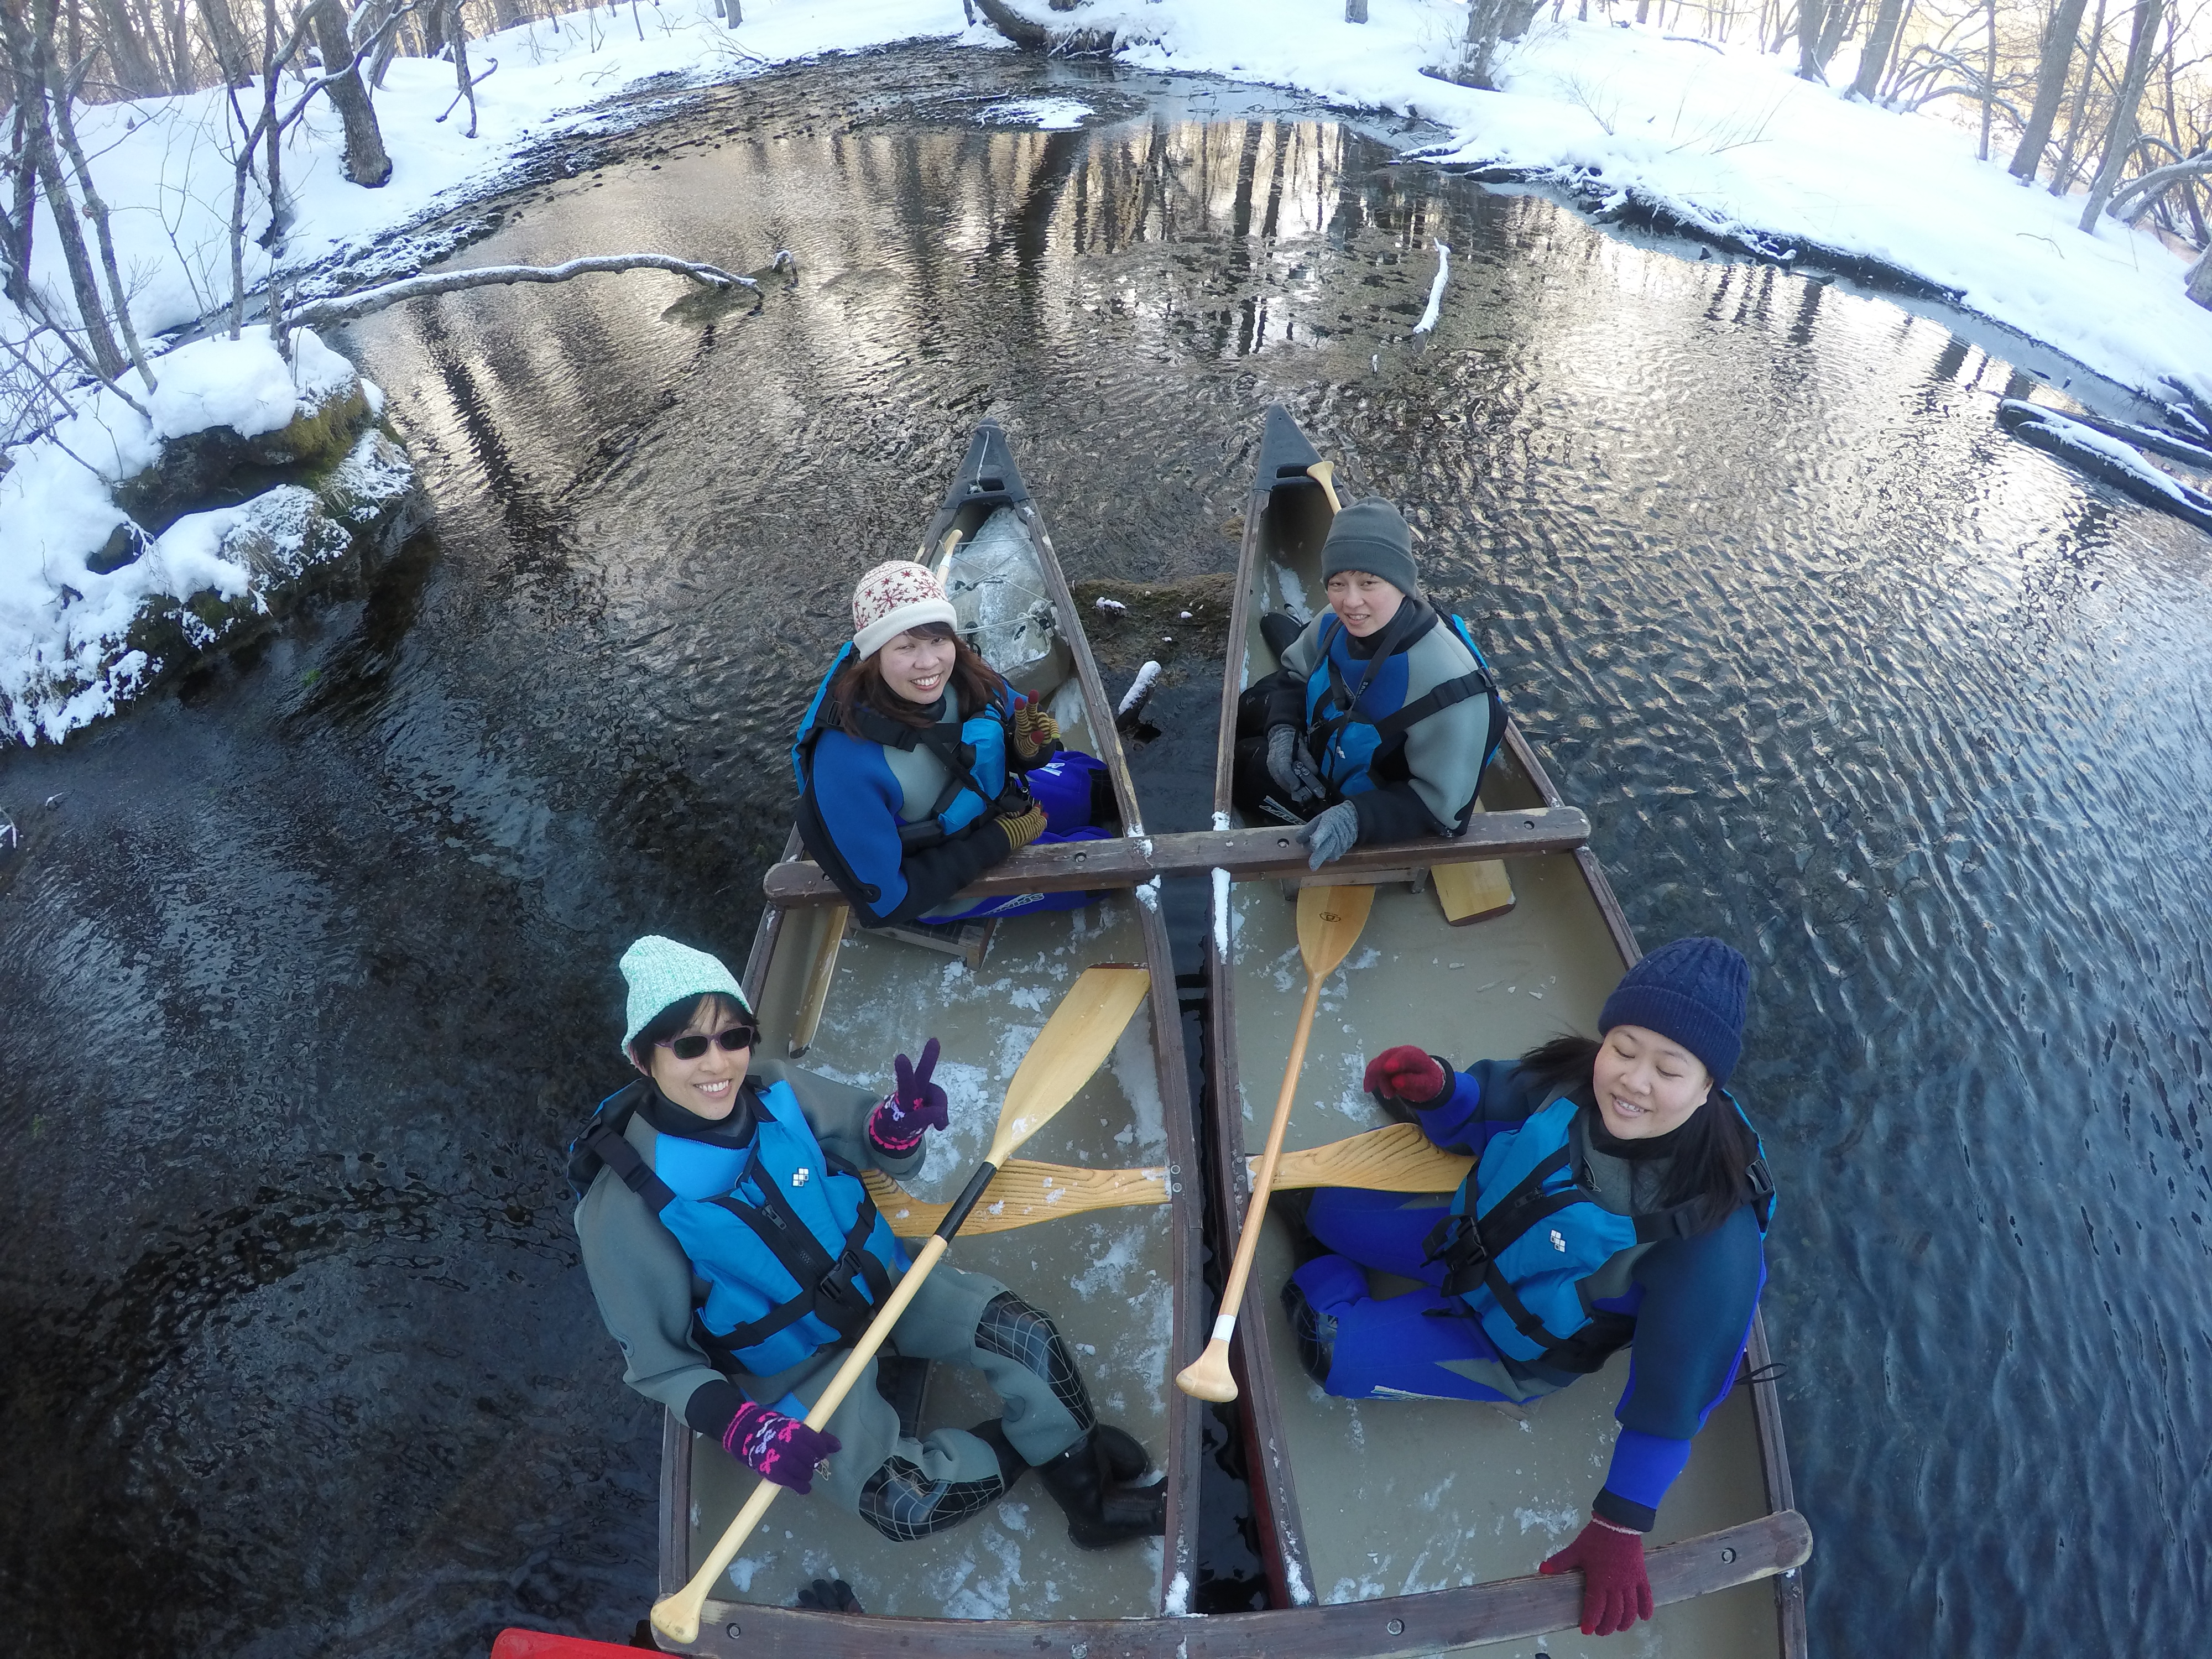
[1996,400,2212,534]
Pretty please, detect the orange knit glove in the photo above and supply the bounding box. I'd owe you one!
[995,799,1048,853]
[1012,702,1062,762]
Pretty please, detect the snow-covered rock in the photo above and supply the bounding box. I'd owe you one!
[1,330,423,745]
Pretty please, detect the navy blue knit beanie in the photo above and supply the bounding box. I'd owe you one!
[1321,499,1420,597]
[1597,937,1749,1086]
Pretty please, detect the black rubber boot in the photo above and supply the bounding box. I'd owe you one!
[969,1418,1029,1488]
[1092,1423,1152,1484]
[1259,609,1303,659]
[1035,1430,1167,1550]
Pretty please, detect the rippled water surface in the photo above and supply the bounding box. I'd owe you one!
[4,42,2209,1659]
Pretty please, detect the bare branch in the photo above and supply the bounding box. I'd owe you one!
[288,253,782,327]
[2107,152,2212,218]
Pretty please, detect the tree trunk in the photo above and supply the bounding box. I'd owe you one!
[1851,0,1904,97]
[201,0,252,83]
[2008,0,2089,178]
[2187,242,2212,309]
[1346,0,1369,20]
[1979,0,1996,159]
[2049,0,2107,194]
[1814,0,1858,67]
[6,0,128,380]
[1459,0,1522,89]
[307,0,392,186]
[1798,0,1828,79]
[2078,0,2165,232]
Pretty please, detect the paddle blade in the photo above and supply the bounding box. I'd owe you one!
[1296,883,1374,983]
[990,964,1151,1161]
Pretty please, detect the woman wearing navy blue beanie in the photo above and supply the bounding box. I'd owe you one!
[1282,937,1775,1637]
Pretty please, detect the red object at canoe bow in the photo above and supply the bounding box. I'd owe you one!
[491,1631,648,1659]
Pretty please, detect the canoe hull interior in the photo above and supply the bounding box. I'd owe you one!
[1206,406,1804,1656]
[657,420,1202,1641]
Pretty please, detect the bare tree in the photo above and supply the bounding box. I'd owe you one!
[2048,0,2110,191]
[306,0,393,185]
[2010,0,2093,175]
[2079,0,2168,228]
[1853,0,1910,96]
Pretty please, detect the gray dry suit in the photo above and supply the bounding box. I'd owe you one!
[574,1058,1095,1540]
[1268,599,1495,844]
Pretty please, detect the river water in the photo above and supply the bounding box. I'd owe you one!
[3,42,2208,1659]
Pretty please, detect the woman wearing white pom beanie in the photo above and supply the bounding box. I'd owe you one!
[791,560,1111,929]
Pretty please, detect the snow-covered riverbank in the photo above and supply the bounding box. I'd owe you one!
[6,0,2207,744]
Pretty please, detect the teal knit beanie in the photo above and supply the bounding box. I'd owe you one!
[618,935,750,1058]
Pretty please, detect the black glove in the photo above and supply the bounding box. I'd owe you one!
[796,1577,865,1614]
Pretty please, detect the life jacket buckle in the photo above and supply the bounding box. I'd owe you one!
[1745,1156,1775,1203]
[1420,1212,1490,1298]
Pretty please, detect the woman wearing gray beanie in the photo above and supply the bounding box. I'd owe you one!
[571,936,1165,1557]
[1282,937,1775,1639]
[1231,498,1506,868]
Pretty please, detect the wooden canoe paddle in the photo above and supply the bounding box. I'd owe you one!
[860,1122,1473,1238]
[1176,884,1374,1402]
[649,963,1153,1647]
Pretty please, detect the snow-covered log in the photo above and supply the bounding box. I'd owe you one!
[2007,403,2212,471]
[1996,399,2212,533]
[2106,156,2212,226]
[970,0,1122,53]
[289,254,771,327]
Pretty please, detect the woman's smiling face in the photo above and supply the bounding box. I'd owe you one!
[1590,1024,1713,1140]
[878,629,957,704]
[642,1000,753,1120]
[1324,570,1405,638]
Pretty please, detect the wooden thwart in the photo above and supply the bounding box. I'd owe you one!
[862,1122,1474,1238]
[763,811,1590,907]
[672,1510,1813,1657]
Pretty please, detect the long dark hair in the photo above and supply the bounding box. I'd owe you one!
[1519,1032,1761,1235]
[833,620,1008,737]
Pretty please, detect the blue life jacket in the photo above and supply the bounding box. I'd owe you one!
[1421,1091,1775,1374]
[792,643,1016,851]
[1301,610,1504,799]
[569,1078,909,1378]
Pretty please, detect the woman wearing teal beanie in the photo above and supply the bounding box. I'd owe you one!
[1282,937,1776,1637]
[570,935,1164,1553]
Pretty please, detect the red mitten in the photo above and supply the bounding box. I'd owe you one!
[1539,1515,1653,1636]
[1362,1045,1447,1106]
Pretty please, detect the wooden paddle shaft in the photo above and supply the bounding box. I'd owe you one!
[1175,970,1324,1402]
[651,1229,954,1645]
[1307,459,1343,512]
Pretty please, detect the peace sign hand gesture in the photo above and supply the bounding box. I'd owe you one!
[869,1036,951,1156]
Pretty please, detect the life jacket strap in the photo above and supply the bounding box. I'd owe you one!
[693,1150,896,1367]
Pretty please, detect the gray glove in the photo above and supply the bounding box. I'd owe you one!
[1266,724,1324,805]
[1296,801,1360,869]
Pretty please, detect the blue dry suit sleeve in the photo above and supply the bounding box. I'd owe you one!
[802,730,1013,928]
[1409,1057,1550,1155]
[1593,1203,1768,1531]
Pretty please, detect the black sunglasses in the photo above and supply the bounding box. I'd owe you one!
[659,1025,757,1061]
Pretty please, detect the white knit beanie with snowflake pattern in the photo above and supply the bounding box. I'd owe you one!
[852,560,958,659]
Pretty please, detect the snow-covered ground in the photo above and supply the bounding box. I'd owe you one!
[6,0,2208,744]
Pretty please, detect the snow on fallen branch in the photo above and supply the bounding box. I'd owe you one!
[1413,242,1451,336]
[1997,400,2212,533]
[2107,156,2212,226]
[289,253,792,327]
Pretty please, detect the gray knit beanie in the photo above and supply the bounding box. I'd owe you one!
[618,935,751,1058]
[1597,937,1750,1086]
[1321,499,1420,597]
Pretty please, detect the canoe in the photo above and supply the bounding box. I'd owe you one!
[1199,405,1811,1656]
[656,419,1204,1652]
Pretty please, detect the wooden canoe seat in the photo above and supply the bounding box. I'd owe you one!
[1433,802,1517,925]
[867,915,995,970]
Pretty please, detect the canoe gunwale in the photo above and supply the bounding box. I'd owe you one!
[654,1508,1812,1657]
[1202,405,1807,1657]
[658,418,1204,1644]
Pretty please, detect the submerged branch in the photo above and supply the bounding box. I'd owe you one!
[289,254,769,326]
